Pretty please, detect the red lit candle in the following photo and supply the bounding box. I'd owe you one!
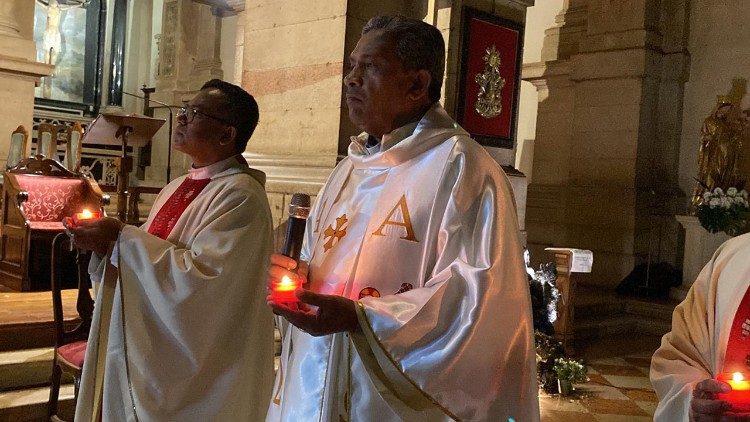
[73,209,102,225]
[717,372,750,412]
[271,275,300,303]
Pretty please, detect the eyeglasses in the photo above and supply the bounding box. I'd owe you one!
[177,106,234,126]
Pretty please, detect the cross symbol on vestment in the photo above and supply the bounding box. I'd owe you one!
[323,214,348,252]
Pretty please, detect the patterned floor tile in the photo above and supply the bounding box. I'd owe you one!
[575,383,629,400]
[539,350,659,421]
[589,364,647,377]
[634,400,657,416]
[578,397,649,416]
[588,357,630,366]
[539,395,588,413]
[541,409,599,422]
[601,374,654,390]
[622,388,658,402]
[623,356,652,367]
[593,414,653,422]
[586,373,612,386]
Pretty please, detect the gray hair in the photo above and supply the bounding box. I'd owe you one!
[362,16,445,103]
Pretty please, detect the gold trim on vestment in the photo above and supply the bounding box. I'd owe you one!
[353,302,460,421]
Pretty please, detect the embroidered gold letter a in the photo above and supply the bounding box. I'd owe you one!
[372,195,418,242]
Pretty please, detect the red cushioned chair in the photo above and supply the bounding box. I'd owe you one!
[0,155,108,291]
[48,232,93,421]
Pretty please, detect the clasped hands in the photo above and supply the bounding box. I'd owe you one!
[266,254,358,336]
[63,216,124,256]
[691,379,750,421]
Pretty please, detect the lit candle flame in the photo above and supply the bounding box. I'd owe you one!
[80,209,93,219]
[734,372,744,382]
[275,275,298,292]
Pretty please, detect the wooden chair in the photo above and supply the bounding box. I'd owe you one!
[62,122,84,172]
[7,125,29,169]
[36,123,58,159]
[48,232,93,421]
[0,155,108,291]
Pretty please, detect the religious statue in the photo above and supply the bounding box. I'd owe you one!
[691,95,750,210]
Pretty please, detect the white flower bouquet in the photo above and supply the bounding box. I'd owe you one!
[696,187,750,235]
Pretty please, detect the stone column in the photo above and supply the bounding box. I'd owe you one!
[240,0,349,242]
[524,0,690,289]
[671,215,731,301]
[148,0,230,182]
[0,0,54,169]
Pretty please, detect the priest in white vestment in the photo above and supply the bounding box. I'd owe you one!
[70,80,274,421]
[266,16,539,422]
[651,233,750,421]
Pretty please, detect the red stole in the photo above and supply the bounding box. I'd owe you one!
[722,286,750,374]
[147,178,211,240]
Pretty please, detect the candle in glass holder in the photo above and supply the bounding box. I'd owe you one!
[73,208,102,225]
[717,372,750,412]
[271,275,300,303]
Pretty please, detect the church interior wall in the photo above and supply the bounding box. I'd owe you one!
[20,0,744,292]
[123,0,156,113]
[220,13,237,83]
[522,0,692,289]
[516,0,565,181]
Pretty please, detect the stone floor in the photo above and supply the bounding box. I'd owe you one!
[2,286,670,420]
[540,335,663,421]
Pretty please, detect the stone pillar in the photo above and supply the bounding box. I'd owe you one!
[240,0,348,242]
[0,0,54,169]
[524,0,690,289]
[148,0,229,182]
[671,215,731,301]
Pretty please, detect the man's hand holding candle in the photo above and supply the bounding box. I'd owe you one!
[690,378,732,420]
[266,253,358,336]
[66,216,124,256]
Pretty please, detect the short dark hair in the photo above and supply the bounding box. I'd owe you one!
[200,79,259,151]
[362,16,445,103]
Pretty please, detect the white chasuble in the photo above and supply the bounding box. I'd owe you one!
[267,105,539,422]
[651,233,750,421]
[76,156,275,421]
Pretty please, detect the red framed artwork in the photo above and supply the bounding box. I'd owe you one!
[457,7,524,149]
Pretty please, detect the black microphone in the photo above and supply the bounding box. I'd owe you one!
[282,193,311,262]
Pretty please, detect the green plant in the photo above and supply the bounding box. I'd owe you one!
[534,332,565,393]
[534,331,563,361]
[553,358,588,384]
[696,187,749,236]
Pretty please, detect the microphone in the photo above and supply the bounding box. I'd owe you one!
[123,90,176,112]
[282,193,311,262]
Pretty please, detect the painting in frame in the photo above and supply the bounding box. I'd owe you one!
[456,7,524,149]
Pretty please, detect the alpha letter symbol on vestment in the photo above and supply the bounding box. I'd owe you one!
[372,195,418,242]
[323,214,348,252]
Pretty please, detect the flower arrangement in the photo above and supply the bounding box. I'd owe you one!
[553,358,588,384]
[696,187,750,236]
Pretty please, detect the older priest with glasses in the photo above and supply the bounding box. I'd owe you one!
[69,80,275,421]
